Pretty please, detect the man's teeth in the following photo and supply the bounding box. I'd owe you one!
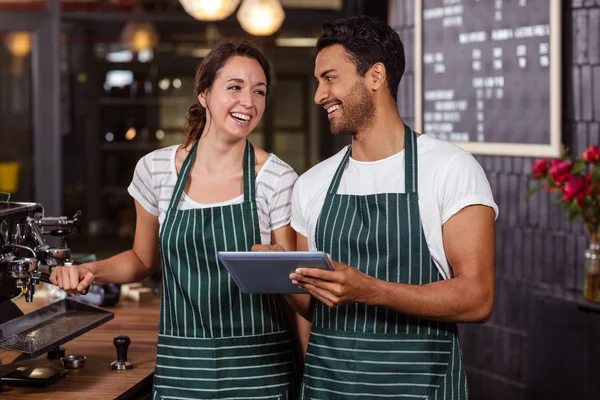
[327,104,340,114]
[231,113,251,121]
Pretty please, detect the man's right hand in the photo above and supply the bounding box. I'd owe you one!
[49,264,95,296]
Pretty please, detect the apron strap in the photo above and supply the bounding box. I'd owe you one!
[403,123,417,194]
[325,146,352,195]
[168,139,256,210]
[168,140,198,210]
[242,139,256,204]
[325,123,418,196]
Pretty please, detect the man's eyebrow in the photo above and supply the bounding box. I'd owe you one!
[317,69,336,78]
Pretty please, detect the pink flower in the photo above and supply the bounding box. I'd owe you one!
[532,158,551,179]
[582,146,600,163]
[549,159,573,184]
[562,176,590,204]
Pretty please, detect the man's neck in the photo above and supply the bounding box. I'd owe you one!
[350,101,406,162]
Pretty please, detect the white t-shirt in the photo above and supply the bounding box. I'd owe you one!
[291,134,498,280]
[128,145,298,244]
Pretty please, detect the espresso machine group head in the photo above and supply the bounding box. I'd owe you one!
[0,202,82,303]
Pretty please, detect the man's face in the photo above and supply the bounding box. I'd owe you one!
[314,44,375,136]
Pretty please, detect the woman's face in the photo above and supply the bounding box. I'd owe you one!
[200,55,268,140]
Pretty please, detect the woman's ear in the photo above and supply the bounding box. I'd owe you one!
[198,91,207,108]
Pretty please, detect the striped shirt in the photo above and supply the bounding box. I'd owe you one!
[128,145,298,244]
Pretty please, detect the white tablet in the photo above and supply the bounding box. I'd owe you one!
[217,251,334,294]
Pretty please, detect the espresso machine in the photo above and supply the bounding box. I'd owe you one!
[0,201,82,308]
[0,202,113,368]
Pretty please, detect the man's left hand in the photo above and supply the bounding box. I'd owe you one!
[290,256,379,307]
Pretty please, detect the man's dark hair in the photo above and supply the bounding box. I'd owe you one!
[317,15,405,102]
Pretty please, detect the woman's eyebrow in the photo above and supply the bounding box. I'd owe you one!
[225,78,266,87]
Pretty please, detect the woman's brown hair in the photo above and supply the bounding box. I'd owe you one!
[183,39,271,148]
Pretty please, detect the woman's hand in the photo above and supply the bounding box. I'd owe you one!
[49,264,95,296]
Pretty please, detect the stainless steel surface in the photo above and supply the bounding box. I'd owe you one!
[0,298,114,358]
[111,361,134,370]
[35,210,82,233]
[0,202,42,219]
[60,355,86,369]
[39,248,71,266]
[4,258,37,279]
[0,201,83,303]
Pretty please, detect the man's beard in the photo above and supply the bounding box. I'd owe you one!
[330,80,375,136]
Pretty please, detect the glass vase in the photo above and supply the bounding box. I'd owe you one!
[583,242,600,303]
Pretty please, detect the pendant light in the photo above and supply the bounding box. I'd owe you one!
[237,0,285,36]
[121,21,159,52]
[179,0,241,21]
[4,32,32,76]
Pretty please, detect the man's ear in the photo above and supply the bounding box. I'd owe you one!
[198,91,207,108]
[368,62,386,92]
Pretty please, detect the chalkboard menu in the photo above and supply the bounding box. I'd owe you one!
[414,0,562,157]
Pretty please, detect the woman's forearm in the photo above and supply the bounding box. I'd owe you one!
[282,293,314,321]
[88,250,158,284]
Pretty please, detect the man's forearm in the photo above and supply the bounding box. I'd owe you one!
[366,275,493,323]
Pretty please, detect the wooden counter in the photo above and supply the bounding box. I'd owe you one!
[0,293,160,399]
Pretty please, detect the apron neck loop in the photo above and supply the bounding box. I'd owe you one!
[242,139,256,204]
[403,123,417,194]
[168,140,198,210]
[325,123,418,196]
[326,146,352,195]
[168,139,256,210]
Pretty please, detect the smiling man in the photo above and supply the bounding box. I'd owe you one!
[289,15,498,399]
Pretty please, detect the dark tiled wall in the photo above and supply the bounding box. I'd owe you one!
[390,1,600,399]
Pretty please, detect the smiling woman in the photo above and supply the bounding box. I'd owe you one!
[183,40,271,149]
[49,38,306,400]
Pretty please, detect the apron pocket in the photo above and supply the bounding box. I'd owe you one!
[154,331,295,399]
[303,327,452,399]
[152,386,164,400]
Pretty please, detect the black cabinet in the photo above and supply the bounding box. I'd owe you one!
[528,293,600,400]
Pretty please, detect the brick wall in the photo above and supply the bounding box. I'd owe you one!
[390,1,600,398]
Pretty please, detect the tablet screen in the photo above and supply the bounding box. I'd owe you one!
[217,251,334,294]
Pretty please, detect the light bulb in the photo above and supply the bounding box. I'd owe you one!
[179,0,241,21]
[237,0,285,36]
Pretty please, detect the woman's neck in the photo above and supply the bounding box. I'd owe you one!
[193,128,247,176]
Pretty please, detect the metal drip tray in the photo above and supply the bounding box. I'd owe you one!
[0,298,114,358]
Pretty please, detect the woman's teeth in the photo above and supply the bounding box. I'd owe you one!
[231,113,251,122]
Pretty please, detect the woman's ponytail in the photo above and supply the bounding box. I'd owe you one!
[183,102,206,148]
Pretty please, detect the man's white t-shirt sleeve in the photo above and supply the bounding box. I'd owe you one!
[438,151,499,224]
[127,154,160,216]
[268,167,299,231]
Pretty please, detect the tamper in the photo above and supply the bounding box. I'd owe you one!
[110,335,134,370]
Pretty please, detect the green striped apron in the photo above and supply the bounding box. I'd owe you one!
[301,126,467,399]
[153,140,297,400]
